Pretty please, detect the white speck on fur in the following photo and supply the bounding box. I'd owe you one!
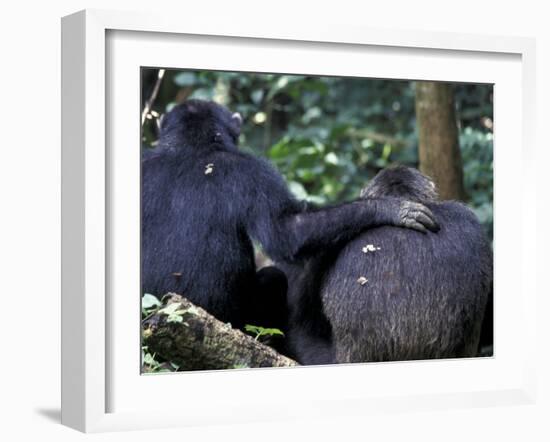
[357,276,369,286]
[362,244,381,254]
[205,163,214,175]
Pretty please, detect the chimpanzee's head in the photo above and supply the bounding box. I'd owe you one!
[159,99,242,150]
[360,165,438,203]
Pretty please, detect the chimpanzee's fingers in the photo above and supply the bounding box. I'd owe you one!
[405,219,428,234]
[410,210,439,233]
[408,203,439,232]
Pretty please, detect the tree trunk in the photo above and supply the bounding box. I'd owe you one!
[415,81,466,201]
[142,294,298,371]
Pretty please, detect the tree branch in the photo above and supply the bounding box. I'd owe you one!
[141,68,166,126]
[142,294,298,371]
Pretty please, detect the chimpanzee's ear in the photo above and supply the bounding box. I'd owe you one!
[231,112,243,133]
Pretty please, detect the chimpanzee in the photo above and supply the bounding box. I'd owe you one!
[141,101,439,332]
[285,166,493,364]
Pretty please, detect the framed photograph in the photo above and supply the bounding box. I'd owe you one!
[61,9,537,433]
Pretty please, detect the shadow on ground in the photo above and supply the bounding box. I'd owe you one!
[35,408,61,423]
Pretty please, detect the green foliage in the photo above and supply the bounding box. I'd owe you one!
[460,127,494,240]
[141,346,180,374]
[141,294,185,373]
[141,293,161,316]
[244,324,285,341]
[231,363,251,369]
[142,69,493,239]
[140,75,493,372]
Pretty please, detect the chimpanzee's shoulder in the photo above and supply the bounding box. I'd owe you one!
[433,200,480,224]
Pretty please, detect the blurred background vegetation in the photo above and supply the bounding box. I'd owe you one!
[141,69,493,241]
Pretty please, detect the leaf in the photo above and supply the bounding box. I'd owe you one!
[143,353,157,365]
[244,324,285,338]
[190,88,214,101]
[250,89,264,104]
[142,293,161,309]
[244,324,262,334]
[232,363,250,369]
[324,152,339,165]
[287,181,308,200]
[259,328,284,337]
[173,72,198,86]
[302,106,322,124]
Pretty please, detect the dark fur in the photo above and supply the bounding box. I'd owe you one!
[141,101,436,330]
[286,166,493,364]
[478,289,494,355]
[282,258,337,364]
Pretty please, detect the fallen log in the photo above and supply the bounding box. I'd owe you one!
[142,294,298,371]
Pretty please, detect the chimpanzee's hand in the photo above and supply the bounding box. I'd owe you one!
[374,198,439,233]
[395,200,439,233]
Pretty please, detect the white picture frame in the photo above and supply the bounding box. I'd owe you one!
[61,9,537,433]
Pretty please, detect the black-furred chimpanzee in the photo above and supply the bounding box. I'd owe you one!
[141,101,439,332]
[285,166,492,364]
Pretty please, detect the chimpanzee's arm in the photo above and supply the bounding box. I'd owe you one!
[254,198,436,261]
[240,155,438,262]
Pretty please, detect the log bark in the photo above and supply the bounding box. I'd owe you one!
[142,294,298,371]
[415,81,466,201]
